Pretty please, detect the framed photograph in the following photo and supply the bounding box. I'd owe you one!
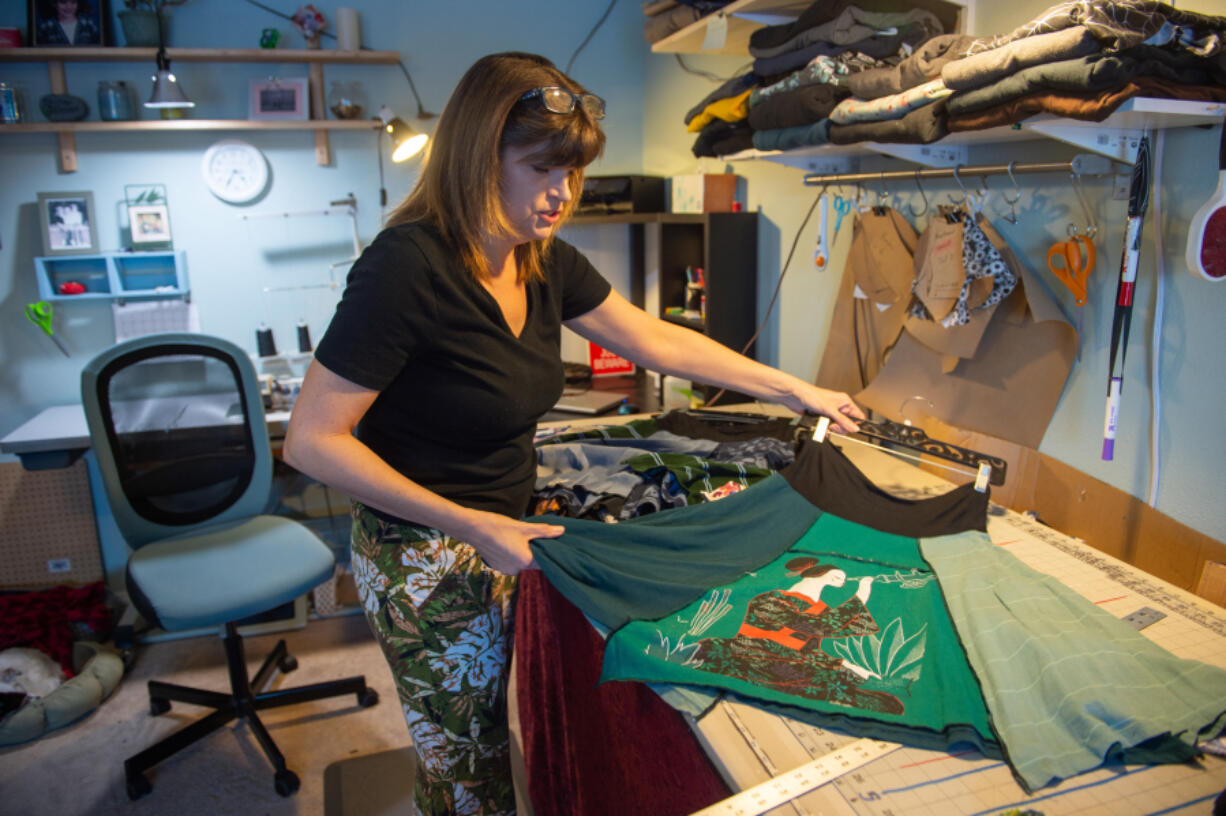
[29,0,112,47]
[248,78,310,121]
[128,203,172,250]
[37,191,98,256]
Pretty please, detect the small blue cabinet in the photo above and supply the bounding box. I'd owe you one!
[34,251,189,302]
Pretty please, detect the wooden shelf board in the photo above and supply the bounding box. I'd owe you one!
[650,0,812,55]
[0,46,400,64]
[722,98,1226,168]
[2,118,382,133]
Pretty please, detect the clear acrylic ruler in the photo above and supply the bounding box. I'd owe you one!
[691,738,900,816]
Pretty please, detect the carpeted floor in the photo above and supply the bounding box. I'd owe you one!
[0,613,414,816]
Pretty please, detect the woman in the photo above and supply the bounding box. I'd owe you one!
[693,557,904,715]
[284,51,864,815]
[36,0,100,45]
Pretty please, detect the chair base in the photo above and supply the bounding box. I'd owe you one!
[124,620,379,800]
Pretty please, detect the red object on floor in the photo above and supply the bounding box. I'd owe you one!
[516,570,731,816]
[0,582,112,677]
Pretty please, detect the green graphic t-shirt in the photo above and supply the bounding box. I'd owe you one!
[601,513,996,745]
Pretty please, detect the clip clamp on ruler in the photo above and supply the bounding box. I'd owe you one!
[690,737,900,816]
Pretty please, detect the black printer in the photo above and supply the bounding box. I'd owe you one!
[577,175,666,215]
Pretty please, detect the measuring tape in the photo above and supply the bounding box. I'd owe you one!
[690,737,900,816]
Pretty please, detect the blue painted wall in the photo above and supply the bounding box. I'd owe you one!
[2,0,1224,544]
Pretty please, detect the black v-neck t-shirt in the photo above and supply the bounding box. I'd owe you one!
[314,221,612,518]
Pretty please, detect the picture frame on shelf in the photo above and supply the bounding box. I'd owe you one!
[28,0,112,46]
[128,203,172,250]
[37,191,98,256]
[248,77,310,121]
[125,184,172,250]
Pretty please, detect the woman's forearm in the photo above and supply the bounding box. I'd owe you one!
[283,423,486,541]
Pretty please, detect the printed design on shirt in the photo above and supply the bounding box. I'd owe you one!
[638,557,941,716]
[688,558,907,715]
[702,481,747,502]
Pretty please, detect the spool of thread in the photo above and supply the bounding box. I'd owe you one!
[335,7,361,51]
[296,320,313,353]
[256,324,277,357]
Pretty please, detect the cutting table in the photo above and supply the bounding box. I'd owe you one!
[688,434,1226,816]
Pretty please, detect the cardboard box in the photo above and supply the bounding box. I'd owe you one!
[670,174,742,213]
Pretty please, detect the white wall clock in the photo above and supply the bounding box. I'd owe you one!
[201,139,270,204]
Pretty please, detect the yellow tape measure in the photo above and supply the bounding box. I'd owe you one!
[690,738,900,816]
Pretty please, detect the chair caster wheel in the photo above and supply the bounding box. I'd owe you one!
[278,654,298,673]
[358,687,379,708]
[274,769,300,797]
[149,697,171,716]
[126,772,152,800]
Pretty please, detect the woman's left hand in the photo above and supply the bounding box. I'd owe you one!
[782,384,866,435]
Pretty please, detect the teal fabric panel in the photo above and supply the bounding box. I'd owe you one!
[128,515,334,631]
[601,515,997,748]
[529,473,822,630]
[921,531,1226,792]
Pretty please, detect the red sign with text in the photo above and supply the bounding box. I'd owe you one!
[588,342,635,377]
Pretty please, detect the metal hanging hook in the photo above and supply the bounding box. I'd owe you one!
[899,395,935,426]
[1069,171,1098,239]
[948,165,968,205]
[906,169,929,218]
[877,171,890,209]
[1000,161,1021,224]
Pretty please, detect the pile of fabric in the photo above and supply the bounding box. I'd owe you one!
[516,411,1226,815]
[681,0,1226,157]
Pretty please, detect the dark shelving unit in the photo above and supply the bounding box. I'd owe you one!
[569,211,759,404]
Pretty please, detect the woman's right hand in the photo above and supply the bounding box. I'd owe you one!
[464,512,566,575]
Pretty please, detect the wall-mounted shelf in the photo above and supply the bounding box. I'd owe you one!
[0,47,400,171]
[34,251,188,303]
[650,0,969,55]
[721,97,1226,170]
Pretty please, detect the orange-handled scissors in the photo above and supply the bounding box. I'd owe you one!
[24,301,70,357]
[1047,234,1095,306]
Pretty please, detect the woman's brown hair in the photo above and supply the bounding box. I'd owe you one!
[387,52,606,283]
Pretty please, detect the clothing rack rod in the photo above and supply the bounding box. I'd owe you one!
[803,157,1108,187]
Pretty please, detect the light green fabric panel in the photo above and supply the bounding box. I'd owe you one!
[921,531,1226,792]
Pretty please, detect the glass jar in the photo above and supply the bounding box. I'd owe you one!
[98,81,135,122]
[327,81,366,120]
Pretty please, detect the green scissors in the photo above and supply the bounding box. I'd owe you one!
[25,301,70,357]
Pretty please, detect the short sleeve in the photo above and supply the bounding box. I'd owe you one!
[554,239,612,320]
[314,227,437,391]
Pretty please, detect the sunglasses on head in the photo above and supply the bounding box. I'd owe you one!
[520,86,606,120]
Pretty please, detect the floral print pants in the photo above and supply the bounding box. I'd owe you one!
[349,502,518,816]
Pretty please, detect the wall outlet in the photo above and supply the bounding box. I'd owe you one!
[47,558,71,573]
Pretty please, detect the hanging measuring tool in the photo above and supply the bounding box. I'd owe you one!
[689,738,899,816]
[813,193,829,269]
[1102,135,1151,462]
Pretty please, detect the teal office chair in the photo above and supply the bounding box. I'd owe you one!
[81,332,378,801]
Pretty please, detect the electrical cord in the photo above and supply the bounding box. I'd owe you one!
[1148,128,1165,507]
[673,54,753,82]
[705,184,828,407]
[566,0,619,74]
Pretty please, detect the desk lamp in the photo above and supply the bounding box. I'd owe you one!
[377,105,427,162]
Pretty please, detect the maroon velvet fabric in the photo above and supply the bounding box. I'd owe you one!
[0,582,112,676]
[516,569,732,816]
